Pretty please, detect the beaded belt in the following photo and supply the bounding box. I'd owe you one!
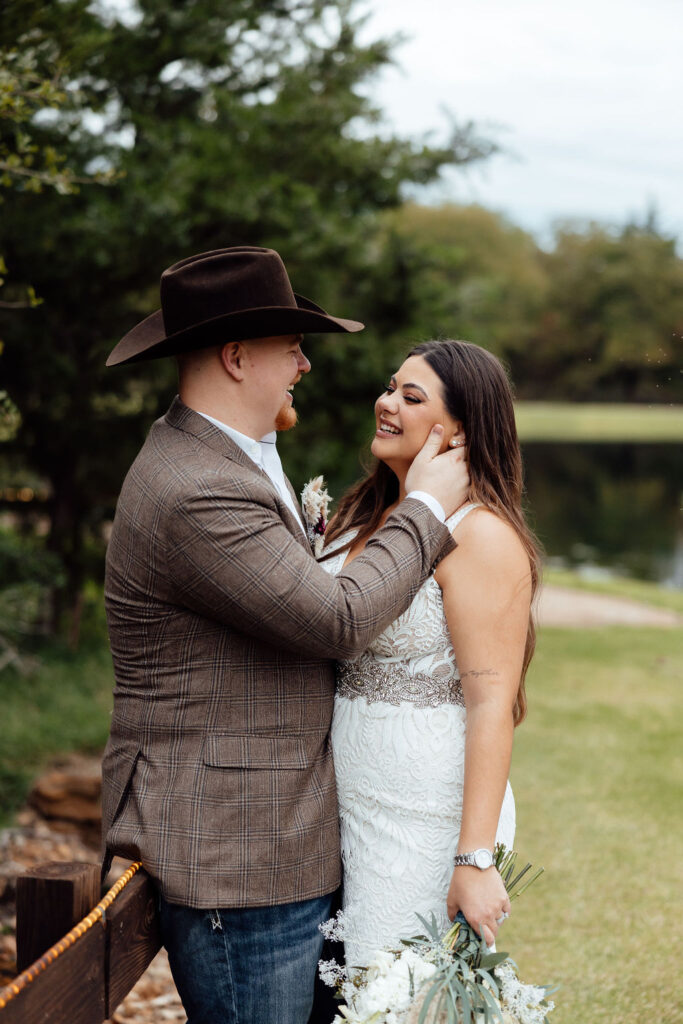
[337,654,465,710]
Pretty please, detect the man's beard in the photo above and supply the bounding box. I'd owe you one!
[275,401,298,432]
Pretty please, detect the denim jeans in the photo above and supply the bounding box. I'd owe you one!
[159,890,334,1024]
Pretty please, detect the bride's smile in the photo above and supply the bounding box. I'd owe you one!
[372,354,464,471]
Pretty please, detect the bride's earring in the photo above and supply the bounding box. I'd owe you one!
[449,437,465,448]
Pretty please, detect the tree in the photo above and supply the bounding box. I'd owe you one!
[0,0,494,640]
[509,219,683,402]
[0,19,118,652]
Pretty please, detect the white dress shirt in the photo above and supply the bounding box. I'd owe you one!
[197,412,446,533]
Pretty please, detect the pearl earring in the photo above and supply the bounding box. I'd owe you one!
[449,438,465,448]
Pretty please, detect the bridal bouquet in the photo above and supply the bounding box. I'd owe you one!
[319,846,555,1024]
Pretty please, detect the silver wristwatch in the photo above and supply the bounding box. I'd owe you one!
[453,848,494,870]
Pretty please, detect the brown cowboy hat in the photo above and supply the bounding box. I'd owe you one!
[106,246,364,367]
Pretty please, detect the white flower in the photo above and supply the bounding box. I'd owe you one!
[319,909,348,942]
[366,948,396,978]
[318,958,347,989]
[301,475,332,557]
[496,962,555,1024]
[344,948,438,1022]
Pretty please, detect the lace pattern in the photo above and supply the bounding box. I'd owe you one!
[321,503,516,966]
[337,651,465,709]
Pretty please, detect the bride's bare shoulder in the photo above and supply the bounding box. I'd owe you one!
[436,506,531,585]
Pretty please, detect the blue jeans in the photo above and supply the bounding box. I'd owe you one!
[159,891,334,1024]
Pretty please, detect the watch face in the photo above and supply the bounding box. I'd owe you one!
[474,849,493,869]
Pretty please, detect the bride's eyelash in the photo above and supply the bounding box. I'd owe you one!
[383,384,421,404]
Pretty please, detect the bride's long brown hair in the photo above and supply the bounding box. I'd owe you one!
[324,339,542,725]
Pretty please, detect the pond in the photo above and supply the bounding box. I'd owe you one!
[522,443,683,587]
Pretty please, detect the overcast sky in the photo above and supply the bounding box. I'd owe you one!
[360,0,683,242]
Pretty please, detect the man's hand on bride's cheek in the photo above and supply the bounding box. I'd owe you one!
[446,865,511,947]
[404,425,470,518]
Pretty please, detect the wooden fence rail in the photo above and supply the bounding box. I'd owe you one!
[0,861,161,1024]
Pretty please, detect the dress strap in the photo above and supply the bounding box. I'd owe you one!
[445,501,481,532]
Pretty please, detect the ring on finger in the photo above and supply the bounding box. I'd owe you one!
[495,911,509,924]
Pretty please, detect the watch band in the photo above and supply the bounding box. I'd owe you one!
[453,848,494,869]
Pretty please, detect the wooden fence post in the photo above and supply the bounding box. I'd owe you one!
[2,862,162,1024]
[15,861,101,973]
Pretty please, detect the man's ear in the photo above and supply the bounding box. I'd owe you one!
[220,341,245,381]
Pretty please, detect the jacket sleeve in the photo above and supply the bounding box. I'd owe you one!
[163,482,455,660]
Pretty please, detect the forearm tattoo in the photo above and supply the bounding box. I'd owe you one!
[459,669,500,680]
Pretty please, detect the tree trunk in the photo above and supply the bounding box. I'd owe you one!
[46,472,85,647]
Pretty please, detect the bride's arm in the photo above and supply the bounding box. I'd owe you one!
[434,508,532,946]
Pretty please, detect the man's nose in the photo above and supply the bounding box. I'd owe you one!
[298,350,311,374]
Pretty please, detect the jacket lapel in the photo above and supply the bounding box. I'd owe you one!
[165,397,310,549]
[284,474,307,533]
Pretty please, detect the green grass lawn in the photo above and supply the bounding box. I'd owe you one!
[0,640,114,825]
[506,626,683,1024]
[2,613,682,1019]
[543,567,683,615]
[515,401,683,442]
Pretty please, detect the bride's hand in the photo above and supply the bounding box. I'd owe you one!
[446,866,511,947]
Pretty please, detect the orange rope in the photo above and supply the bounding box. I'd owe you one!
[0,861,143,1010]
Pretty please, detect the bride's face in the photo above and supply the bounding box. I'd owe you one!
[371,355,463,470]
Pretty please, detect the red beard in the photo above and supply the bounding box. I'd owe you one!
[275,401,298,432]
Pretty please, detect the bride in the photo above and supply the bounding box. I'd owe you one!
[320,339,541,966]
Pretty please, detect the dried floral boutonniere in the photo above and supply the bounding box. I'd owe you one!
[301,475,332,557]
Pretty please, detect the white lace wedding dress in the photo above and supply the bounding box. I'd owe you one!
[321,503,516,967]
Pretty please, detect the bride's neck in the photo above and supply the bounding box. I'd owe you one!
[394,468,408,504]
[378,470,407,526]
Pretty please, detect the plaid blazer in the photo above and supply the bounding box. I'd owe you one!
[101,397,455,908]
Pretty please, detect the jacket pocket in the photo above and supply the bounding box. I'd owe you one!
[203,734,310,770]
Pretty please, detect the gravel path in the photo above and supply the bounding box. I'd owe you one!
[538,584,682,628]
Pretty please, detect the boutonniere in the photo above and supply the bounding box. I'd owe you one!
[301,475,332,557]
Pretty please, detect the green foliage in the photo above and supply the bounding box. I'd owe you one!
[0,39,75,196]
[0,528,64,644]
[510,219,683,403]
[0,630,113,824]
[372,202,548,355]
[0,387,21,440]
[0,26,116,310]
[0,0,490,639]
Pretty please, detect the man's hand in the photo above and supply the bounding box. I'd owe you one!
[405,425,470,518]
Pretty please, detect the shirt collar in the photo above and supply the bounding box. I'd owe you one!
[196,412,274,466]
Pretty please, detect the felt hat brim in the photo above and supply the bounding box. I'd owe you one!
[107,295,364,367]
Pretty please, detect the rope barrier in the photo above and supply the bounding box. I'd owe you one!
[0,861,143,1010]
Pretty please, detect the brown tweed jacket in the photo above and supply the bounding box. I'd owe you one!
[101,397,455,908]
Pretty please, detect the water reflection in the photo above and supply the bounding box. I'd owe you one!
[522,443,683,587]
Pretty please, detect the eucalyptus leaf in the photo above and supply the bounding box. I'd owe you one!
[417,976,446,1024]
[479,952,509,970]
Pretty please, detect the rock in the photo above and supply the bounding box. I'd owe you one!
[25,754,103,846]
[28,757,102,824]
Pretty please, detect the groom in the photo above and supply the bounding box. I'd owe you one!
[101,246,469,1024]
